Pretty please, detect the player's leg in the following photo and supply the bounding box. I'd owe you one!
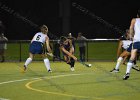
[69,46,75,71]
[23,53,33,71]
[132,53,140,71]
[42,54,52,72]
[132,59,140,71]
[122,55,129,65]
[82,46,86,62]
[124,42,140,80]
[64,54,75,71]
[123,49,137,80]
[79,47,82,61]
[110,51,130,72]
[0,50,5,62]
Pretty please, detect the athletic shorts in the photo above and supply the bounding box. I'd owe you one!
[126,42,140,53]
[133,42,140,52]
[29,41,44,54]
[126,43,133,52]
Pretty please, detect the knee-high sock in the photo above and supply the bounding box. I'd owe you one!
[70,58,75,68]
[24,58,32,67]
[126,62,133,74]
[44,58,51,71]
[115,57,123,70]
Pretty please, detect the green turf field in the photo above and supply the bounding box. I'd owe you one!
[0,61,140,100]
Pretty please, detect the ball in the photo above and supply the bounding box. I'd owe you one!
[88,64,92,67]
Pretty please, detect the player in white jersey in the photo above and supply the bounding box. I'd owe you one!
[22,25,53,73]
[117,29,132,64]
[123,10,140,80]
[110,30,132,72]
[110,29,140,73]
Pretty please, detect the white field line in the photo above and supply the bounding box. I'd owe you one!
[0,73,83,85]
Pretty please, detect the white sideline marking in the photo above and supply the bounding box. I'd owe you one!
[0,98,10,100]
[0,73,83,85]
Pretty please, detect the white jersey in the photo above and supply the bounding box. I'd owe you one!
[122,40,132,50]
[134,18,140,42]
[32,32,48,43]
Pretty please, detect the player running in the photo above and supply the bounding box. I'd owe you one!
[22,25,52,72]
[59,36,77,71]
[123,10,140,80]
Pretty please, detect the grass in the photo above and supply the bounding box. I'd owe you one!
[0,61,140,100]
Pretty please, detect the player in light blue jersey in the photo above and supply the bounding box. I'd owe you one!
[22,25,53,73]
[123,10,140,80]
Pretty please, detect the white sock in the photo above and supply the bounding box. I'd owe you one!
[115,57,123,70]
[126,62,133,74]
[44,58,51,71]
[24,58,32,67]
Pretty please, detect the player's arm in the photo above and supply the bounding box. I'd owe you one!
[69,39,74,54]
[31,35,36,43]
[117,40,123,58]
[45,36,52,53]
[60,46,77,61]
[129,18,136,40]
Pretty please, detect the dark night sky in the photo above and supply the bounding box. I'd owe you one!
[0,0,140,40]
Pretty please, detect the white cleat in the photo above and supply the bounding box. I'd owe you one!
[70,67,75,71]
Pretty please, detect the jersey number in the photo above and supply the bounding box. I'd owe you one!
[36,35,41,40]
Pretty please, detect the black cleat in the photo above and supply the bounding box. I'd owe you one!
[110,68,119,73]
[21,65,27,73]
[123,73,130,80]
[48,69,52,73]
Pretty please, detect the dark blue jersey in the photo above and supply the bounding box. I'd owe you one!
[60,40,71,51]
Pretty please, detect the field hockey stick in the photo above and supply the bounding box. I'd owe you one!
[132,66,140,71]
[46,53,92,67]
[78,60,92,67]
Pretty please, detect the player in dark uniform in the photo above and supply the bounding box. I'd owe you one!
[59,36,77,71]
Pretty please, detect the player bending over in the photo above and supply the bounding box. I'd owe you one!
[59,36,77,71]
[22,25,52,72]
[110,31,140,73]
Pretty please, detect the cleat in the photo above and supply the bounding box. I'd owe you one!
[70,67,75,71]
[132,65,140,71]
[110,68,119,73]
[48,69,52,73]
[21,65,27,73]
[123,73,130,80]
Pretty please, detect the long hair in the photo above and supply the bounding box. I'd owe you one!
[60,36,67,44]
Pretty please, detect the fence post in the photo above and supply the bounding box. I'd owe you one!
[19,40,21,62]
[86,40,88,62]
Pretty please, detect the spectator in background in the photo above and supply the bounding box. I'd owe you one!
[0,21,7,62]
[0,33,8,62]
[53,40,61,61]
[67,33,76,50]
[77,32,87,62]
[0,21,5,34]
